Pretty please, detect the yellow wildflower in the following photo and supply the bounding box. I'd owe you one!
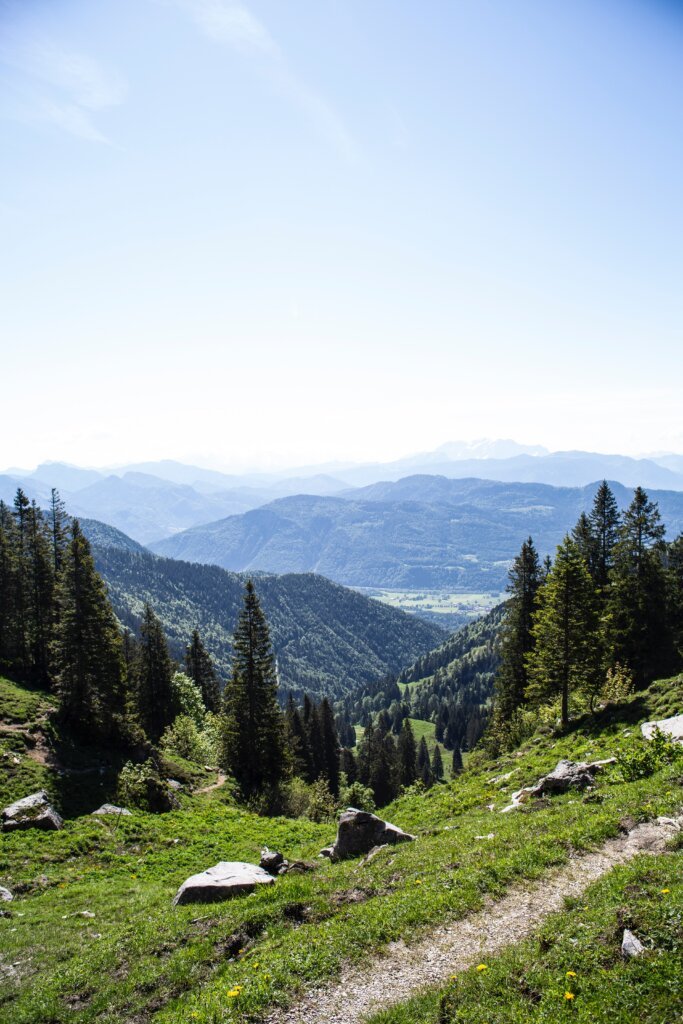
[476,964,487,971]
[415,879,422,885]
[660,888,670,894]
[566,971,577,978]
[564,992,575,1001]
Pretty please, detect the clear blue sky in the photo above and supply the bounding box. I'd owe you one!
[1,0,682,470]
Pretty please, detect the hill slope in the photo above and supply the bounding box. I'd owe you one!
[85,525,444,700]
[150,478,683,591]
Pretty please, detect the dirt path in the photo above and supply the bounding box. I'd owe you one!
[195,773,227,795]
[264,814,682,1024]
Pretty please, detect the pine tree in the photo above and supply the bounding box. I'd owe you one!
[52,522,127,740]
[317,698,340,796]
[26,501,54,685]
[526,536,603,728]
[608,488,671,685]
[397,717,418,788]
[48,488,68,574]
[493,537,541,721]
[666,534,683,664]
[185,629,221,711]
[432,743,444,781]
[571,512,599,580]
[417,735,432,787]
[451,746,463,775]
[0,501,19,674]
[220,580,286,798]
[135,604,176,743]
[589,481,621,589]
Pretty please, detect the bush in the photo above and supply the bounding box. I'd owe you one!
[170,671,206,727]
[339,775,375,813]
[159,715,211,764]
[117,758,177,812]
[614,728,683,782]
[305,778,336,822]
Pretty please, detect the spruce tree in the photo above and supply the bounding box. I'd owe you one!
[493,537,541,721]
[0,501,19,674]
[135,604,176,743]
[526,536,603,728]
[397,717,418,788]
[48,488,68,574]
[608,488,671,685]
[417,735,432,787]
[26,501,54,685]
[451,746,463,775]
[220,580,286,799]
[185,629,221,711]
[571,512,599,581]
[432,742,444,781]
[52,522,127,740]
[589,481,621,589]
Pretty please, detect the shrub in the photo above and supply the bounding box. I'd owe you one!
[339,776,376,813]
[305,778,337,822]
[117,758,176,812]
[159,715,210,764]
[614,728,683,782]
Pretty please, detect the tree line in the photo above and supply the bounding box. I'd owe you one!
[491,482,683,743]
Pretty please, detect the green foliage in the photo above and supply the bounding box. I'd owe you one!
[613,727,683,782]
[304,778,337,822]
[159,715,212,765]
[117,758,174,812]
[169,671,206,727]
[339,773,376,812]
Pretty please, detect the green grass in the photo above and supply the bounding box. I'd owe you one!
[0,675,55,725]
[364,850,683,1024]
[0,676,681,1024]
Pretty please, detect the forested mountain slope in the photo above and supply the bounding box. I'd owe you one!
[85,526,444,700]
[150,477,683,590]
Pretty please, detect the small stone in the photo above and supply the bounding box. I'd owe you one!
[622,928,645,958]
[0,886,13,902]
[92,804,132,816]
[2,791,63,832]
[260,848,285,874]
[173,862,275,906]
[166,779,182,791]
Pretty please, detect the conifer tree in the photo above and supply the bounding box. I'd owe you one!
[52,522,127,740]
[220,580,286,798]
[666,534,683,663]
[493,537,541,721]
[571,512,599,580]
[397,717,418,788]
[135,604,176,743]
[451,746,463,775]
[432,742,444,781]
[185,629,221,711]
[26,501,54,685]
[417,735,433,787]
[608,488,671,684]
[317,698,340,796]
[0,501,19,674]
[340,746,358,784]
[48,488,68,574]
[589,481,621,589]
[526,536,603,728]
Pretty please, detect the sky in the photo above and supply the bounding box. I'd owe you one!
[1,0,682,472]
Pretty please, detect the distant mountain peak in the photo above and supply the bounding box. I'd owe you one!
[432,439,550,460]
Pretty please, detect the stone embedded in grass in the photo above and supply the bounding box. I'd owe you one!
[500,758,616,813]
[622,928,646,958]
[260,848,286,875]
[173,862,276,905]
[322,808,416,861]
[0,886,13,902]
[641,715,683,744]
[91,804,132,816]
[2,791,63,832]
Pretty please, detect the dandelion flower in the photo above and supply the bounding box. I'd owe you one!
[450,974,457,981]
[476,964,487,971]
[415,879,422,885]
[566,971,577,978]
[660,888,670,894]
[564,992,575,1001]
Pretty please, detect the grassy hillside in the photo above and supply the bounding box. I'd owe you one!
[85,532,444,701]
[1,674,681,1024]
[149,479,683,592]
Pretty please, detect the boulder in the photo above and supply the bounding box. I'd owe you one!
[260,848,286,875]
[2,791,63,832]
[323,808,415,861]
[173,861,275,905]
[622,928,645,959]
[641,715,683,744]
[92,804,132,816]
[500,759,616,813]
[0,886,13,902]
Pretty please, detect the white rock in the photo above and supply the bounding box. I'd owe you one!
[0,886,13,902]
[622,928,645,958]
[173,862,275,905]
[92,804,132,816]
[2,791,63,832]
[641,715,683,743]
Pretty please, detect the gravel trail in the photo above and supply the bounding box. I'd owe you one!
[263,814,682,1024]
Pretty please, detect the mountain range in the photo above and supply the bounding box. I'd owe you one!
[3,441,683,547]
[150,477,683,593]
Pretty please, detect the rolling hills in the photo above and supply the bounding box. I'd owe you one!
[150,477,683,592]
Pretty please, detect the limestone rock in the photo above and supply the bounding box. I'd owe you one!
[622,928,645,958]
[324,808,415,861]
[92,804,132,816]
[260,848,286,875]
[500,759,616,813]
[0,886,13,902]
[641,715,683,744]
[2,791,63,832]
[173,861,275,905]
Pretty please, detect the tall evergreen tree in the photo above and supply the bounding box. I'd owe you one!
[48,488,68,574]
[432,742,444,781]
[526,536,603,728]
[666,534,683,664]
[571,512,599,581]
[135,604,176,743]
[26,501,54,685]
[317,698,340,796]
[417,735,432,787]
[493,537,541,721]
[589,481,621,589]
[220,580,286,798]
[608,487,671,685]
[0,501,19,674]
[185,629,221,711]
[451,746,463,775]
[397,717,418,788]
[52,522,127,740]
